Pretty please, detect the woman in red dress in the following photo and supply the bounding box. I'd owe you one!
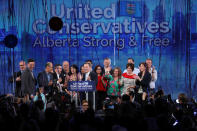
[94,65,106,110]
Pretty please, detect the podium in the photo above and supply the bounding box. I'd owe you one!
[68,81,96,110]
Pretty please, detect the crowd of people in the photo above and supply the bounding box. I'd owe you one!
[0,58,196,130]
[8,58,157,107]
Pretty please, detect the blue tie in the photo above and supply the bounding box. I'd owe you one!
[47,74,50,82]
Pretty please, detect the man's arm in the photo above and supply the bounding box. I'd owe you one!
[152,69,157,82]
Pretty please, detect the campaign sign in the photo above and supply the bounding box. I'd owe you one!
[68,81,96,92]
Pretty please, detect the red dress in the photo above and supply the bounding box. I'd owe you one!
[96,76,106,91]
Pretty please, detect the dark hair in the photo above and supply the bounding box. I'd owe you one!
[84,63,91,67]
[128,58,134,62]
[94,65,104,75]
[54,64,61,69]
[139,62,148,71]
[70,64,79,74]
[126,63,134,71]
[45,62,52,68]
[27,59,35,63]
[104,58,110,61]
[113,67,122,79]
[85,60,92,64]
[80,64,84,73]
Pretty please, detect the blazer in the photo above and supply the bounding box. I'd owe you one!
[9,71,22,97]
[82,71,98,85]
[21,68,37,95]
[136,71,151,89]
[37,71,53,93]
[53,72,64,84]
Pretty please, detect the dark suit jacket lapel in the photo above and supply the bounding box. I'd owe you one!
[44,71,49,83]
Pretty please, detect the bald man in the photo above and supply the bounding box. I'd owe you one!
[61,61,70,87]
[37,62,54,94]
[9,61,26,97]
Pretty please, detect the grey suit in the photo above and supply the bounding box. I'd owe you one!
[21,68,37,96]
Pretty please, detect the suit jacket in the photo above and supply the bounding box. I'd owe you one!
[136,71,151,89]
[21,68,37,95]
[104,68,113,75]
[37,71,53,93]
[53,72,64,84]
[9,71,22,97]
[61,70,70,84]
[82,71,98,85]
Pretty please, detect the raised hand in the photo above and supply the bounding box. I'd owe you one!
[48,80,53,86]
[58,77,62,83]
[87,76,91,81]
[16,76,21,81]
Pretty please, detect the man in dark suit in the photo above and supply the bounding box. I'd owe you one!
[53,64,64,92]
[103,58,113,75]
[21,59,37,101]
[60,61,70,89]
[37,62,53,94]
[82,63,97,82]
[81,62,98,108]
[9,61,26,97]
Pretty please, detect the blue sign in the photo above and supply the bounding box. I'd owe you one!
[68,81,96,92]
[0,0,196,99]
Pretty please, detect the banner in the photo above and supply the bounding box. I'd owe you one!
[68,81,96,92]
[0,0,196,99]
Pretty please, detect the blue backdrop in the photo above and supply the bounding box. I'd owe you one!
[0,0,196,99]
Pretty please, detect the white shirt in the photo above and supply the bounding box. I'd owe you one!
[85,71,90,81]
[56,73,60,84]
[149,68,157,89]
[57,73,60,79]
[123,67,140,75]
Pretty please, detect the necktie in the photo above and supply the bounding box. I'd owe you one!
[47,73,50,82]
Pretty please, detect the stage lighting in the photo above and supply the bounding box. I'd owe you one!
[4,34,18,48]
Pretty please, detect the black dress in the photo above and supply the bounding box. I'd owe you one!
[136,71,151,93]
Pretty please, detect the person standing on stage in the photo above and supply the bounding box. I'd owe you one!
[37,62,53,94]
[135,62,151,102]
[94,65,106,110]
[104,67,122,100]
[120,63,137,96]
[79,64,85,81]
[83,63,98,83]
[21,59,37,101]
[82,63,98,106]
[53,64,64,91]
[61,61,70,88]
[68,64,80,103]
[69,64,80,81]
[85,60,93,72]
[123,58,140,75]
[103,58,113,75]
[146,58,157,93]
[9,60,26,97]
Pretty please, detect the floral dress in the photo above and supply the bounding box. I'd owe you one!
[104,75,122,96]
